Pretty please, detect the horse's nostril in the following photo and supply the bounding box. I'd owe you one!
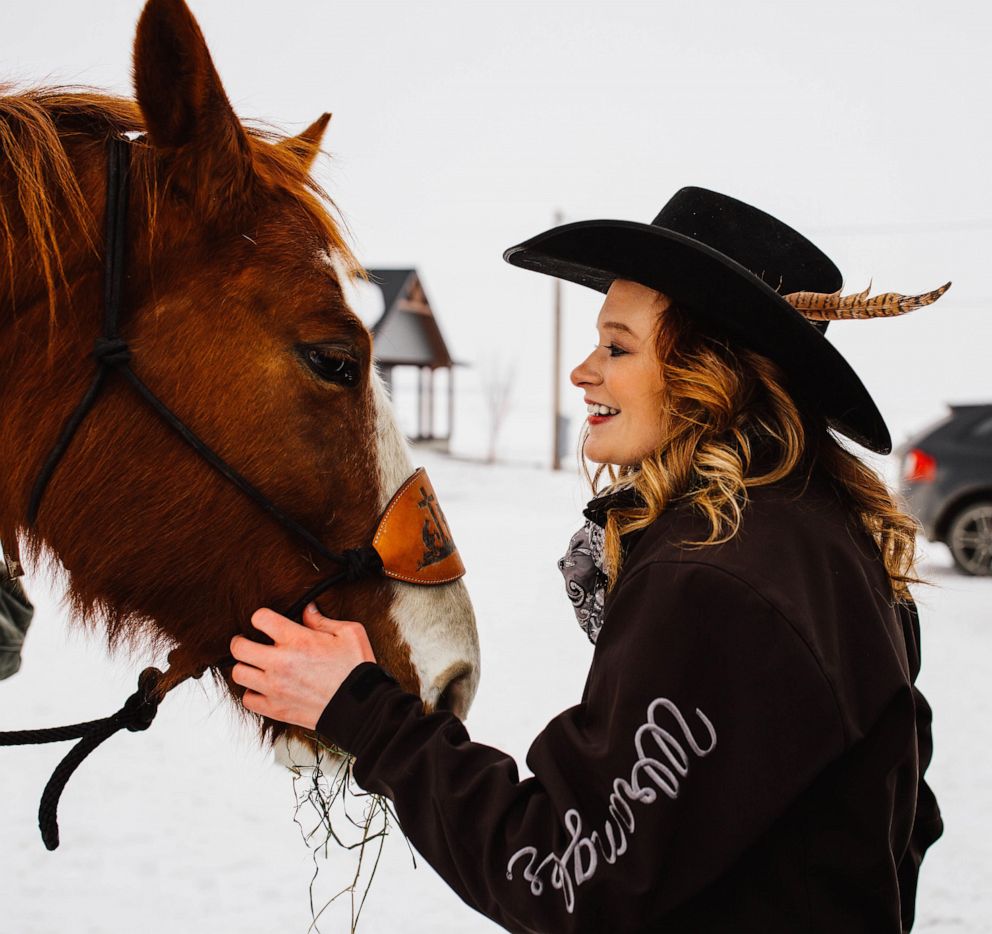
[435,667,474,720]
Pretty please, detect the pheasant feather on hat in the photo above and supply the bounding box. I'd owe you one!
[784,281,951,321]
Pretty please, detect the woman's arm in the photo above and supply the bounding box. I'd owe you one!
[316,562,847,933]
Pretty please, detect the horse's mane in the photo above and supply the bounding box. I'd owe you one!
[0,85,365,324]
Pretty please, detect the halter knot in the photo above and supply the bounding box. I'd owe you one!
[340,546,384,583]
[93,337,132,367]
[120,667,163,733]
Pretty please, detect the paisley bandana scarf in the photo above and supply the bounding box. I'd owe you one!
[558,519,608,644]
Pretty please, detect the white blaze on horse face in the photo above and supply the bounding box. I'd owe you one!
[369,367,480,715]
[274,297,479,772]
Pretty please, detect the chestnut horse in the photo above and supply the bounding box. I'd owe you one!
[0,0,479,759]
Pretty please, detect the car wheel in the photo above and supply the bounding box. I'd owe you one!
[947,501,992,576]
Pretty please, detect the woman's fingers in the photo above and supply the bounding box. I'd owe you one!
[241,689,271,718]
[231,661,266,693]
[233,605,379,730]
[231,608,357,677]
[249,607,298,643]
[229,633,272,668]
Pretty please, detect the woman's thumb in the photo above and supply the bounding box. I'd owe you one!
[302,602,336,632]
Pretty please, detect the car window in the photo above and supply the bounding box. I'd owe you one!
[970,415,992,443]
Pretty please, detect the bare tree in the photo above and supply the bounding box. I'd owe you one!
[479,355,517,464]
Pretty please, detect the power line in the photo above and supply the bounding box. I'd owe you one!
[809,218,992,237]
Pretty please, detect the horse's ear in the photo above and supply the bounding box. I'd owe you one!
[132,0,254,214]
[277,113,332,172]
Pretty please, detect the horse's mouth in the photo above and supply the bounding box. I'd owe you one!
[429,661,475,720]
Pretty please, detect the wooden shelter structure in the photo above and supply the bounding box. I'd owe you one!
[366,268,456,446]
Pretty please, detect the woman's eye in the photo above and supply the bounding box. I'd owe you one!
[601,342,628,357]
[301,346,360,387]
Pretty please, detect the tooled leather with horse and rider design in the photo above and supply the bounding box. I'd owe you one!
[372,467,465,585]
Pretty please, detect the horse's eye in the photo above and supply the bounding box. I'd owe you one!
[301,346,360,387]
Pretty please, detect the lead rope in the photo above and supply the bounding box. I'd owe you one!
[3,135,386,849]
[0,540,383,851]
[0,667,166,850]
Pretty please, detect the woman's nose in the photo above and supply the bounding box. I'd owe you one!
[570,350,601,388]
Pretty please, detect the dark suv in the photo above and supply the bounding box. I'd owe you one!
[897,403,992,576]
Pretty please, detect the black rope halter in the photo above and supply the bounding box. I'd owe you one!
[0,135,387,849]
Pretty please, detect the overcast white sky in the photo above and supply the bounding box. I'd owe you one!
[3,0,990,456]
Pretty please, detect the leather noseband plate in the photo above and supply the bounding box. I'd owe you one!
[373,467,465,585]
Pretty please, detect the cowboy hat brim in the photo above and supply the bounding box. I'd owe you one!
[503,218,892,454]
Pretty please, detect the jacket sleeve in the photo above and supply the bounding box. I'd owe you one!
[0,577,33,681]
[317,560,846,933]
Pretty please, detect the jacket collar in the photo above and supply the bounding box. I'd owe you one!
[583,485,646,528]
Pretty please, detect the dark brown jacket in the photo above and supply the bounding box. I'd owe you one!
[318,469,942,933]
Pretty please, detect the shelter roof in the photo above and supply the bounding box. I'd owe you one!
[365,268,455,369]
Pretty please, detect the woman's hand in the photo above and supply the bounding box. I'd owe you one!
[230,603,376,730]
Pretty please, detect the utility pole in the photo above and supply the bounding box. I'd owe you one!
[551,209,563,471]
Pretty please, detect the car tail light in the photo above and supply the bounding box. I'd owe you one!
[903,448,937,483]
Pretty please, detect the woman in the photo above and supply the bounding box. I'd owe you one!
[230,187,945,932]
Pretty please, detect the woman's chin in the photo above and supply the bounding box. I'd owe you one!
[584,442,615,465]
[585,421,628,465]
[585,442,649,468]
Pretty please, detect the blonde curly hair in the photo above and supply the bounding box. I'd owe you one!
[584,299,924,600]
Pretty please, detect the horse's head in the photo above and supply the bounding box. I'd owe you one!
[0,0,479,749]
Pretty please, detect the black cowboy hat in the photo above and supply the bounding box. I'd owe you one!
[502,186,892,454]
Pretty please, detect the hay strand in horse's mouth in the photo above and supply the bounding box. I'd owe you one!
[286,737,412,934]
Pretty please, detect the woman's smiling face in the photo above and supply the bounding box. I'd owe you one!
[570,279,670,466]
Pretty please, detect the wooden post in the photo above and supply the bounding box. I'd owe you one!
[446,365,455,442]
[551,209,563,471]
[426,366,435,439]
[418,366,426,440]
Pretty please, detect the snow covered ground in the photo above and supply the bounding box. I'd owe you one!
[1,449,989,933]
